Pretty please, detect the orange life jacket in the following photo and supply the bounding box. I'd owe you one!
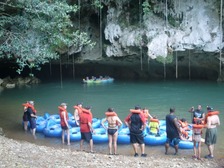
[150,118,159,123]
[58,106,68,127]
[130,109,142,114]
[23,103,37,114]
[193,124,204,129]
[143,114,149,120]
[81,108,93,118]
[105,111,117,117]
[204,111,219,124]
[73,105,83,114]
[181,130,189,137]
[178,120,189,130]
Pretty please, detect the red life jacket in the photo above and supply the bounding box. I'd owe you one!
[23,103,37,114]
[81,108,93,121]
[73,105,83,114]
[58,106,68,127]
[204,111,219,124]
[105,111,117,117]
[150,118,159,123]
[130,109,142,114]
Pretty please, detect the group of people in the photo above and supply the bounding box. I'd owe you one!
[22,102,220,159]
[165,105,220,160]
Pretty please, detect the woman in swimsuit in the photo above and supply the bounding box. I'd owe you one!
[101,108,122,155]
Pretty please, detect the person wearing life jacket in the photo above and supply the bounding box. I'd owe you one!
[178,118,190,131]
[124,105,147,157]
[22,101,29,131]
[101,107,122,155]
[79,106,95,153]
[73,102,83,126]
[142,108,153,122]
[192,120,204,160]
[26,101,37,138]
[204,106,220,159]
[149,116,160,136]
[188,105,205,124]
[58,103,70,145]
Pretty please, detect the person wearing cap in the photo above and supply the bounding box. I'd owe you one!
[58,103,70,145]
[188,105,205,124]
[26,101,37,138]
[79,106,94,152]
[73,103,83,126]
[124,106,147,157]
[204,106,220,159]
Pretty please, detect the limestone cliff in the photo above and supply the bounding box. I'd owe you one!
[71,0,224,80]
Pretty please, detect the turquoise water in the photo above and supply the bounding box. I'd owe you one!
[0,79,223,157]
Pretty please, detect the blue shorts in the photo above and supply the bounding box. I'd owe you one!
[29,118,36,129]
[81,132,92,142]
[166,137,180,146]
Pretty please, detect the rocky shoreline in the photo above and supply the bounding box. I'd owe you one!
[0,134,223,168]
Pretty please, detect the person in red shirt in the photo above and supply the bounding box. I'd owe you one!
[58,103,70,145]
[124,106,147,157]
[79,106,95,152]
[73,102,83,126]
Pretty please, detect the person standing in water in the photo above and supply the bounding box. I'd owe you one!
[26,101,37,138]
[22,101,29,131]
[58,103,70,145]
[101,108,122,155]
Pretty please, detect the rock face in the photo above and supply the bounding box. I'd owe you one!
[0,76,41,89]
[70,0,223,80]
[103,1,222,57]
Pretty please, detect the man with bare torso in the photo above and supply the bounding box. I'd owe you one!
[204,106,220,159]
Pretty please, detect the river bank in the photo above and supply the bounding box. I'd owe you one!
[0,134,223,168]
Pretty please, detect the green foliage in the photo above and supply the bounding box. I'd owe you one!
[92,0,103,9]
[156,54,173,64]
[142,1,152,15]
[0,0,93,74]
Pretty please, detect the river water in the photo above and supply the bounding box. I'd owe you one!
[0,79,223,158]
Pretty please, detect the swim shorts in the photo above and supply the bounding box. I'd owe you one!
[23,113,28,122]
[29,118,36,129]
[61,125,69,130]
[81,132,92,142]
[193,134,201,142]
[205,127,217,145]
[130,132,144,144]
[166,137,180,146]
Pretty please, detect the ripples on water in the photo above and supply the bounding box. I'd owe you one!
[0,79,223,158]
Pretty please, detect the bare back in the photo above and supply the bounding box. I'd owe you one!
[207,115,220,128]
[107,116,122,128]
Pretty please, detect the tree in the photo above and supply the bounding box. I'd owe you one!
[0,0,94,74]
